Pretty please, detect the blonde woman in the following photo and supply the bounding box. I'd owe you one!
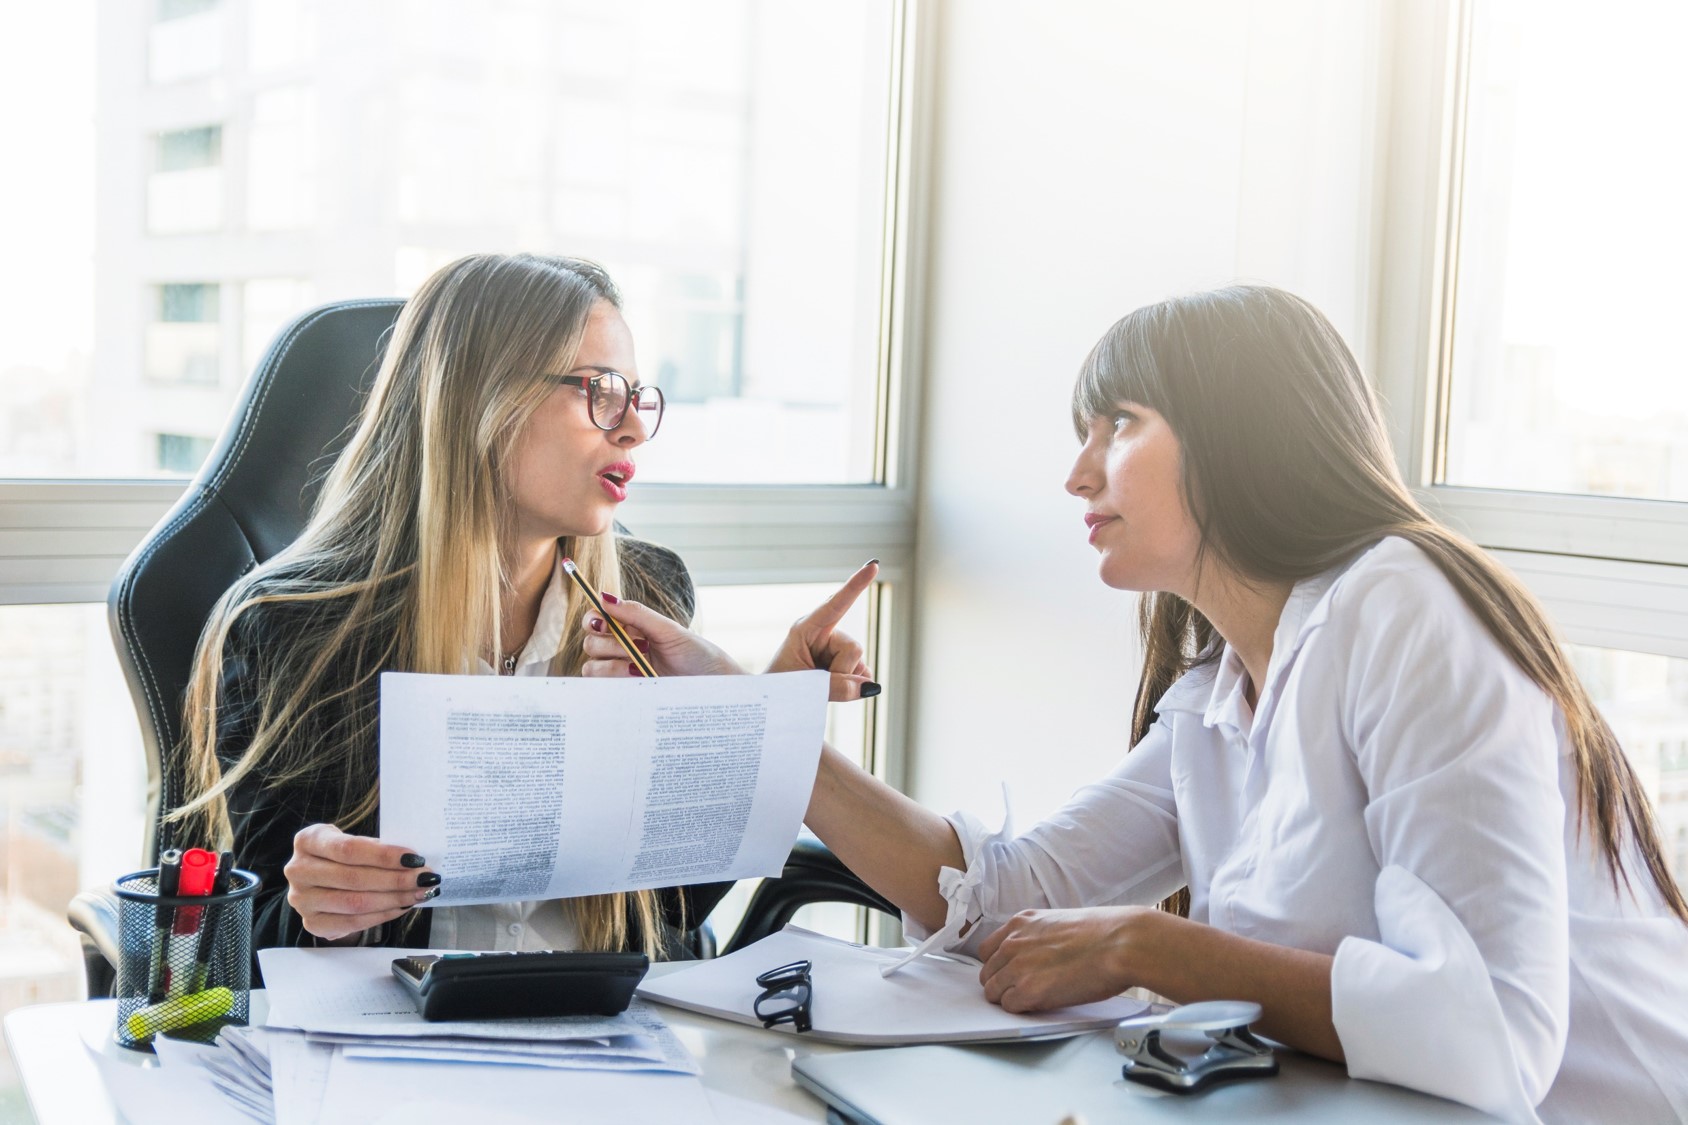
[598,286,1688,1122]
[172,252,725,960]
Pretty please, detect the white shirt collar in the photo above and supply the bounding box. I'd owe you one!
[474,553,569,675]
[1185,542,1384,733]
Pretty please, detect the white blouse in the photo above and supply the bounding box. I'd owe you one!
[910,537,1688,1123]
[431,557,581,952]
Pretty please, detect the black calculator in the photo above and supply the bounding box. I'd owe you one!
[391,951,649,1021]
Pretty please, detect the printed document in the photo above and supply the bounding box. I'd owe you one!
[378,670,828,905]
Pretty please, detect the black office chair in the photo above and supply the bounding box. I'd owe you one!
[68,298,894,996]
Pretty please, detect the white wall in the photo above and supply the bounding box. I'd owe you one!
[906,0,1391,822]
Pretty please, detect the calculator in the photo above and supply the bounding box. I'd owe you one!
[390,951,649,1021]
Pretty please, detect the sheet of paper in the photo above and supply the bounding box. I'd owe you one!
[378,670,828,905]
[316,1051,721,1125]
[638,925,1149,1045]
[259,946,642,1040]
[318,1001,695,1073]
[268,1030,334,1125]
[83,1038,262,1125]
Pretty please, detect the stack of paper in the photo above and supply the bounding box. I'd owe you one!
[132,946,721,1124]
[638,925,1149,1045]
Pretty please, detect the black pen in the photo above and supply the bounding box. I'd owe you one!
[147,848,182,1004]
[190,850,238,992]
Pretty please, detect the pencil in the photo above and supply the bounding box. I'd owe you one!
[561,556,658,678]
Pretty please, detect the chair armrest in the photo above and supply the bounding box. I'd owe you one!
[67,888,122,999]
[721,836,899,956]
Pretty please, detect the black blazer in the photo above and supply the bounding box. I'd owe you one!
[212,538,731,973]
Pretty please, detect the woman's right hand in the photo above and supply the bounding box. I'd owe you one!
[581,596,747,679]
[284,823,439,942]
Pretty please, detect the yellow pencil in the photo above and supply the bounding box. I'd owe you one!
[561,557,658,678]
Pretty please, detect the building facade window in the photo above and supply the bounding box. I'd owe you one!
[154,432,214,473]
[145,282,222,385]
[148,124,224,232]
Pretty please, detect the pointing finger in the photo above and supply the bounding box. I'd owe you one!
[804,561,879,634]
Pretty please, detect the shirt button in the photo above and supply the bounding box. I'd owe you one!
[508,923,523,937]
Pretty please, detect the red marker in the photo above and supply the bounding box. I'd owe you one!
[173,848,219,937]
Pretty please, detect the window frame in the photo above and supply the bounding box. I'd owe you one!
[1374,0,1688,659]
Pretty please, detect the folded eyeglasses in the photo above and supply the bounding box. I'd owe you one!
[753,959,813,1033]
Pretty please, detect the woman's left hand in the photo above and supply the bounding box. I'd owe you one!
[765,560,879,699]
[976,906,1154,1013]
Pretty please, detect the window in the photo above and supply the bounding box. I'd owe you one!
[150,0,223,83]
[1442,2,1688,503]
[145,282,222,385]
[1572,646,1688,879]
[155,432,214,473]
[0,2,925,1102]
[158,0,219,19]
[1379,0,1688,835]
[0,604,148,1057]
[149,125,224,232]
[10,0,910,486]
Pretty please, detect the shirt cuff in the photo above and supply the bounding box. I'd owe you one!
[1331,865,1550,1123]
[901,800,1017,960]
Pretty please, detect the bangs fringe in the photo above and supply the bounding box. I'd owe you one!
[1070,303,1168,435]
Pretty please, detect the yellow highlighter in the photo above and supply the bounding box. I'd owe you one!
[125,986,234,1042]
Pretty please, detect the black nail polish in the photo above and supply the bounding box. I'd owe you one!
[867,558,880,566]
[421,886,441,900]
[416,872,441,887]
[400,853,426,868]
[860,681,882,699]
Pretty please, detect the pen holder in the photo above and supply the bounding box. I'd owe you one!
[111,867,259,1051]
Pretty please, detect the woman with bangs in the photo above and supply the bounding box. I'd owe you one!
[170,252,733,960]
[596,285,1688,1121]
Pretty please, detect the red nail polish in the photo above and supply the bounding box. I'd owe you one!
[601,592,620,605]
[634,638,650,653]
[589,618,604,633]
[628,661,639,675]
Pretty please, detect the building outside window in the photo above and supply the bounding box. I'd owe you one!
[147,124,224,232]
[144,282,221,385]
[154,432,214,474]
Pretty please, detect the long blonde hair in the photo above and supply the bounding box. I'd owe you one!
[1074,284,1687,925]
[172,253,685,955]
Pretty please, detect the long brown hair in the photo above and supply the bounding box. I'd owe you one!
[172,253,689,955]
[1073,284,1686,924]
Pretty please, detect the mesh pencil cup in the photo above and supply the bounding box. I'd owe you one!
[111,866,259,1050]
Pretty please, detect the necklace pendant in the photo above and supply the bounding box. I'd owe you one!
[501,653,518,675]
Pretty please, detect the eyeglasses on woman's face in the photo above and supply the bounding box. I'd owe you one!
[550,369,664,439]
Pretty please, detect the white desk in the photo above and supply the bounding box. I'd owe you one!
[6,966,1490,1124]
[4,971,848,1124]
